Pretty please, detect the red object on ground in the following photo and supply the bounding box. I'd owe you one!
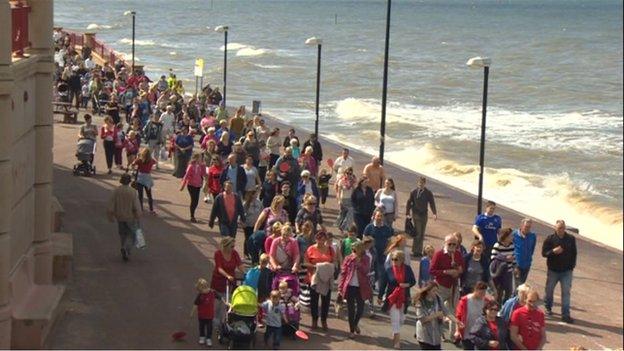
[171,331,186,341]
[279,161,290,173]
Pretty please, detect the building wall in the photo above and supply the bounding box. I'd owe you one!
[1,0,62,348]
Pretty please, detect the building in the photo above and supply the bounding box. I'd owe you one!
[1,0,70,348]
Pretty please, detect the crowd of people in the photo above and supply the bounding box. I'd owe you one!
[54,31,579,350]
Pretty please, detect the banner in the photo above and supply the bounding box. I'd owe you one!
[194,58,204,77]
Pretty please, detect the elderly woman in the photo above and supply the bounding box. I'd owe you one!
[382,250,416,349]
[269,224,300,273]
[299,146,318,178]
[296,170,319,205]
[305,231,338,331]
[255,195,289,236]
[468,300,502,350]
[461,240,490,296]
[338,241,372,339]
[243,189,263,259]
[414,281,463,350]
[295,195,325,234]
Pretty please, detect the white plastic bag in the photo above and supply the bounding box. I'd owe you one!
[135,227,146,249]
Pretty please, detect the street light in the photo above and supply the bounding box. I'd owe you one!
[123,10,136,72]
[379,0,392,165]
[215,25,229,107]
[466,56,491,215]
[305,37,322,136]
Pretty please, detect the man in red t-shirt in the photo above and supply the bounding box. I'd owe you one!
[510,291,546,350]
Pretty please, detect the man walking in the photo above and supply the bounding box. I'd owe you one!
[542,219,577,324]
[220,153,247,197]
[107,173,142,261]
[472,200,502,257]
[405,177,437,257]
[209,180,246,237]
[362,156,386,192]
[302,133,323,164]
[363,209,395,303]
[510,290,547,349]
[513,218,537,285]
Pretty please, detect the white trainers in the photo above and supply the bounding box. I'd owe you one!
[206,339,212,347]
[198,336,206,345]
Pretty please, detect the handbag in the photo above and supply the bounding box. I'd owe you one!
[404,217,415,238]
[135,225,146,249]
[130,169,138,190]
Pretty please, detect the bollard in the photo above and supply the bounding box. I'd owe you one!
[252,100,261,114]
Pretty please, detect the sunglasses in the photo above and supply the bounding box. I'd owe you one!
[391,258,400,261]
[447,243,457,247]
[488,308,499,312]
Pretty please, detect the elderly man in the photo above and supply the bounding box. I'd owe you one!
[274,147,301,187]
[209,180,246,237]
[542,219,577,324]
[219,153,247,197]
[510,290,547,349]
[513,218,537,286]
[107,174,142,261]
[430,234,465,339]
[302,133,323,163]
[332,148,355,189]
[362,156,386,192]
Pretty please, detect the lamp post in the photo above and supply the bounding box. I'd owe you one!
[215,25,229,107]
[124,10,136,72]
[305,37,322,136]
[466,56,491,215]
[379,0,392,165]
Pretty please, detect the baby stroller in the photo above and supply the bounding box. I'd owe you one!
[272,271,301,337]
[57,82,69,103]
[73,138,96,176]
[218,284,257,350]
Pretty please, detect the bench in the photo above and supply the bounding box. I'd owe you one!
[52,101,78,124]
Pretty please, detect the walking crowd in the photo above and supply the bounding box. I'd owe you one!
[55,30,579,350]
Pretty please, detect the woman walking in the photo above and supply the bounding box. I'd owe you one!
[243,155,262,199]
[337,241,372,339]
[296,196,325,234]
[211,237,246,328]
[174,126,194,178]
[414,282,463,350]
[351,176,376,238]
[268,224,301,273]
[100,116,118,174]
[336,167,357,232]
[375,178,398,229]
[143,114,164,169]
[461,240,490,296]
[242,190,263,260]
[266,128,281,169]
[132,147,157,214]
[382,250,416,349]
[180,152,206,223]
[305,231,338,331]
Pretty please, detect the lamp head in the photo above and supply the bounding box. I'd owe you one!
[214,25,229,33]
[124,10,136,16]
[305,37,322,46]
[466,56,491,68]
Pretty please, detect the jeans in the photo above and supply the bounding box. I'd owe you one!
[103,140,115,170]
[114,147,123,166]
[544,269,573,317]
[117,221,137,253]
[198,318,213,338]
[320,187,328,205]
[264,325,282,347]
[516,267,530,287]
[137,184,153,212]
[346,286,364,333]
[411,214,428,256]
[243,226,254,257]
[375,256,387,299]
[187,185,201,219]
[310,288,331,322]
[354,213,371,239]
[219,222,238,237]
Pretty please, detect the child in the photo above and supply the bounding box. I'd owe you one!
[317,168,331,207]
[204,156,223,203]
[80,79,90,109]
[289,138,300,159]
[418,244,435,287]
[278,280,299,309]
[490,228,517,304]
[244,253,272,328]
[192,278,215,346]
[340,225,360,259]
[261,290,287,349]
[114,122,126,169]
[326,232,343,275]
[124,130,140,170]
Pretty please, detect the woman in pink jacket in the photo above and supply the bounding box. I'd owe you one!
[338,241,372,339]
[180,152,207,223]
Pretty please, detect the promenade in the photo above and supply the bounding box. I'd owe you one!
[47,112,622,350]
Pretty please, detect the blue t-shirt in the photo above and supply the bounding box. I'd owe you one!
[363,223,394,258]
[475,214,502,248]
[175,134,194,157]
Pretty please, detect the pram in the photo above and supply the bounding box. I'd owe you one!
[272,271,301,338]
[218,284,257,349]
[56,82,69,103]
[73,138,96,176]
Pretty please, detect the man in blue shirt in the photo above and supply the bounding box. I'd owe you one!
[513,218,537,286]
[219,154,246,196]
[472,200,502,256]
[363,209,394,303]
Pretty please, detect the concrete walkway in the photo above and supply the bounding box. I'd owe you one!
[47,113,622,349]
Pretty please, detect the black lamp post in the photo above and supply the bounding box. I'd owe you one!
[215,25,229,107]
[124,11,137,72]
[305,37,323,136]
[467,56,491,215]
[379,0,392,165]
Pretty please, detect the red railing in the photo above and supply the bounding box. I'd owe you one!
[62,30,127,67]
[11,3,31,54]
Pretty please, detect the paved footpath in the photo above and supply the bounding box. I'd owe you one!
[47,112,622,350]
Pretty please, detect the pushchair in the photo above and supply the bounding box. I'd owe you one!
[73,138,96,176]
[218,284,257,349]
[272,271,301,338]
[57,82,69,103]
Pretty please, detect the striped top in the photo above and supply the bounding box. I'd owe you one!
[491,242,516,272]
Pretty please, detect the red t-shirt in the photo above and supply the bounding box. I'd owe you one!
[487,320,499,350]
[210,250,241,293]
[137,158,156,173]
[194,291,215,319]
[510,305,544,350]
[305,245,335,283]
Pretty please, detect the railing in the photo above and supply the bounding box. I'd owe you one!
[11,2,31,55]
[61,29,126,68]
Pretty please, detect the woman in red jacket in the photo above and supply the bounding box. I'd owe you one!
[100,116,117,174]
[337,241,372,339]
[455,281,492,349]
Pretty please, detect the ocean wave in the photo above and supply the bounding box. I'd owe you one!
[332,98,624,156]
[114,51,140,62]
[236,47,270,57]
[254,63,281,69]
[118,38,180,49]
[219,42,249,51]
[86,23,113,30]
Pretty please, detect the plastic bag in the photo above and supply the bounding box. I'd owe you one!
[135,227,146,249]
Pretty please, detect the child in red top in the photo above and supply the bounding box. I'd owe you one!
[124,130,140,170]
[192,278,215,346]
[204,157,223,203]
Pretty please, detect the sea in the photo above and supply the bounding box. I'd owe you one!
[54,0,623,250]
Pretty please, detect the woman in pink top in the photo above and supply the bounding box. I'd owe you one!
[269,224,300,273]
[100,116,118,174]
[180,152,207,223]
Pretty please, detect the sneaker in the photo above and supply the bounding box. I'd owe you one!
[198,337,205,345]
[204,196,209,203]
[121,249,128,261]
[545,308,553,316]
[334,303,341,317]
[562,316,574,324]
[206,339,212,347]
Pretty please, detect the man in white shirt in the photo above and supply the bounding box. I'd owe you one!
[332,148,355,192]
[159,105,176,136]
